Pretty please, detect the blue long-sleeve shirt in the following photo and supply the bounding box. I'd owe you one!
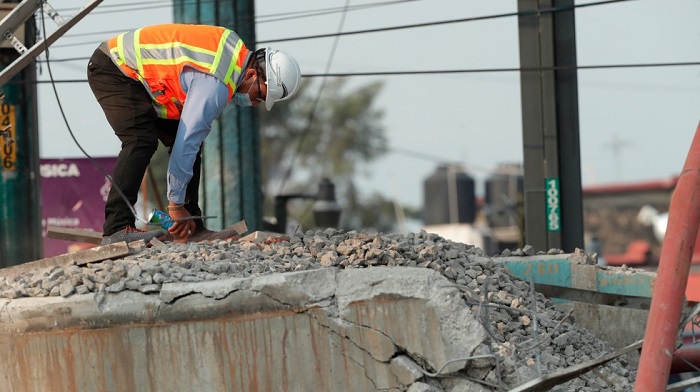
[167,67,230,204]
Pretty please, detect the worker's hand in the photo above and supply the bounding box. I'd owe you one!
[167,205,196,243]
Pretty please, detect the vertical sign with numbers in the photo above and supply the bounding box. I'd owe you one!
[545,177,561,232]
[0,102,16,171]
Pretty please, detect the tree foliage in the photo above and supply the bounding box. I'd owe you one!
[259,78,394,230]
[260,78,387,188]
[146,77,400,232]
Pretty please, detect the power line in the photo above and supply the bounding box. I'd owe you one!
[30,61,700,81]
[300,61,700,77]
[257,0,638,44]
[62,28,133,39]
[56,0,169,11]
[31,0,694,82]
[255,0,423,24]
[56,0,420,27]
[387,146,494,174]
[51,0,633,49]
[54,0,413,41]
[277,0,353,196]
[46,0,436,49]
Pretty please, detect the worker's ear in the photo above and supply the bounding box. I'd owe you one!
[244,67,257,79]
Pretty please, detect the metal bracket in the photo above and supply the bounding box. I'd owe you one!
[3,30,26,53]
[0,0,103,87]
[0,124,13,147]
[41,1,64,25]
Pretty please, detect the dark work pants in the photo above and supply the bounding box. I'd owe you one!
[87,47,204,235]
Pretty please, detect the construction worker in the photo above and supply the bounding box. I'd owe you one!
[87,23,301,245]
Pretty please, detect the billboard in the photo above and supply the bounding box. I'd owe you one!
[40,157,117,258]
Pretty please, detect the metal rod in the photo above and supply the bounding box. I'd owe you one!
[634,121,700,391]
[529,277,542,375]
[671,346,700,374]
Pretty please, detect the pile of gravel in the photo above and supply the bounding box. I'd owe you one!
[0,229,635,391]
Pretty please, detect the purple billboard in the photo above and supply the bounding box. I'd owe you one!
[40,157,117,258]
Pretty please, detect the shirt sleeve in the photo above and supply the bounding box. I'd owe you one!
[167,68,230,204]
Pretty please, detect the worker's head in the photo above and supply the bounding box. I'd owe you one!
[236,48,301,110]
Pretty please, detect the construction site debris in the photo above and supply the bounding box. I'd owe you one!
[46,225,103,244]
[0,229,636,391]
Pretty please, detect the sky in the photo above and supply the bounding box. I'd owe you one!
[34,0,700,209]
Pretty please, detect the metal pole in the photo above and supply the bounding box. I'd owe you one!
[0,5,40,265]
[670,345,700,374]
[552,0,584,251]
[518,0,549,252]
[517,0,583,252]
[634,122,700,391]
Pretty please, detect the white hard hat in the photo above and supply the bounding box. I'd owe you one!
[263,47,301,111]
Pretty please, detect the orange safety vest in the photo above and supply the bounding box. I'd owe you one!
[106,24,250,119]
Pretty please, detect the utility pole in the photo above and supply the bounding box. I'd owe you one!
[173,0,262,231]
[0,2,41,266]
[0,0,102,265]
[517,0,584,252]
[603,134,633,181]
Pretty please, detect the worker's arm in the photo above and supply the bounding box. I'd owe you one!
[167,68,228,203]
[166,67,229,238]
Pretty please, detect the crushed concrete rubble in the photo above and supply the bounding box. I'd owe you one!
[0,229,635,391]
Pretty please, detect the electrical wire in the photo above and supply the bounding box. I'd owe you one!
[34,0,694,208]
[48,0,421,37]
[257,0,638,44]
[38,8,151,227]
[35,0,695,98]
[276,0,352,196]
[56,0,168,11]
[241,0,424,25]
[38,7,213,231]
[55,0,420,20]
[48,5,686,92]
[298,61,700,77]
[49,0,634,49]
[28,60,700,82]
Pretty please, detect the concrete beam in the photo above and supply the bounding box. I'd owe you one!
[0,267,488,392]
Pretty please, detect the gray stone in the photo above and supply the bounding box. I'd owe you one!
[106,280,125,293]
[58,281,75,297]
[127,265,142,280]
[522,245,535,256]
[153,272,167,284]
[390,355,424,386]
[440,378,492,392]
[564,345,575,357]
[0,229,636,390]
[407,382,442,392]
[75,285,90,295]
[47,267,65,282]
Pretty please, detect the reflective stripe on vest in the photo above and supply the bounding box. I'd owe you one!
[106,24,249,119]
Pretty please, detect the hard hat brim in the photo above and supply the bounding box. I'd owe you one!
[263,47,301,111]
[265,48,281,111]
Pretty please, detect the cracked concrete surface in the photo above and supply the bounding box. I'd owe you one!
[0,267,487,392]
[0,227,638,391]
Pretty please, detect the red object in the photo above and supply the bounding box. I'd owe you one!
[604,240,652,266]
[685,273,700,302]
[693,230,700,264]
[635,122,700,391]
[583,177,678,195]
[670,345,700,374]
